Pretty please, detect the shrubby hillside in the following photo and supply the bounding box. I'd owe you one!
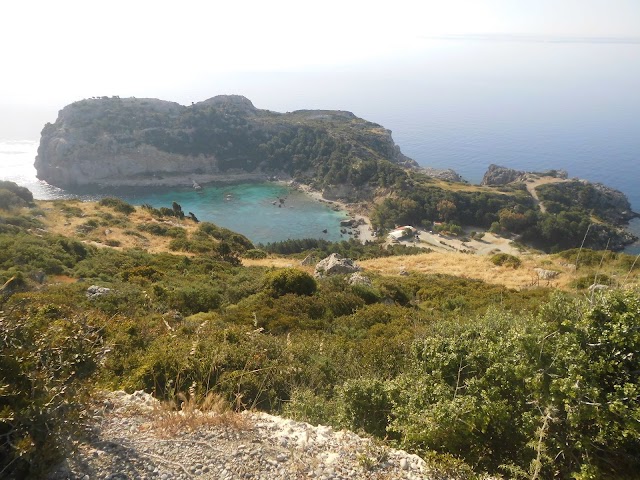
[1,182,639,479]
[35,95,415,193]
[35,96,637,252]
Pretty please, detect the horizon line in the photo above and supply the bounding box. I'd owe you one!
[420,33,640,45]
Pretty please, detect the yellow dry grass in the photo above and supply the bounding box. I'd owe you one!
[359,251,580,290]
[151,392,248,437]
[35,199,199,254]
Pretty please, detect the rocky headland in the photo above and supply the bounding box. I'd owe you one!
[34,97,638,252]
[35,95,417,195]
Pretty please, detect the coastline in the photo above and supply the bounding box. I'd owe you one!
[289,182,377,244]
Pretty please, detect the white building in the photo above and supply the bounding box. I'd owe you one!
[388,226,415,241]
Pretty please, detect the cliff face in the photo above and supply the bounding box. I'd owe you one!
[35,95,417,189]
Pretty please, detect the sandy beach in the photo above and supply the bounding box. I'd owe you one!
[289,182,377,243]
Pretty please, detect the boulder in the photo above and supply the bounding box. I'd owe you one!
[86,285,112,299]
[314,253,361,277]
[481,164,526,186]
[300,255,316,266]
[588,284,609,292]
[348,272,372,287]
[534,268,560,280]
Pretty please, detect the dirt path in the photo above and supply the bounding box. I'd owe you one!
[524,176,568,214]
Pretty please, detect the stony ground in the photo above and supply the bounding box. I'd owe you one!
[48,391,431,480]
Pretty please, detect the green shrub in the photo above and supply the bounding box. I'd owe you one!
[0,303,106,477]
[490,253,521,268]
[98,197,135,214]
[264,268,317,297]
[244,248,268,259]
[138,222,169,236]
[338,377,392,437]
[283,388,339,427]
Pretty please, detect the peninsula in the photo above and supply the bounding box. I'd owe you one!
[35,95,637,252]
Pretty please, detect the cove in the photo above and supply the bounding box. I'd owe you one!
[116,183,348,245]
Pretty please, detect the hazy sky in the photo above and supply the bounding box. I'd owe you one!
[1,0,639,114]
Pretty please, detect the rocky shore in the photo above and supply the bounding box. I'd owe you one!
[49,391,431,480]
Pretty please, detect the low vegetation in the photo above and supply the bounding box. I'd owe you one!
[1,183,639,479]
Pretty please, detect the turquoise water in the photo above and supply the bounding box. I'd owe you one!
[2,38,640,248]
[0,140,349,244]
[118,183,348,245]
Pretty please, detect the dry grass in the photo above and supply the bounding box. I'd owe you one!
[241,257,299,269]
[152,392,248,437]
[35,199,200,254]
[360,251,582,290]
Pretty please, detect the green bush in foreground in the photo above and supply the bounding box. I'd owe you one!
[0,298,107,478]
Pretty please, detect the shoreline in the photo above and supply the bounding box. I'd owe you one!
[289,182,377,244]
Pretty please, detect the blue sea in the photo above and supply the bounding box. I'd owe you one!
[1,38,639,250]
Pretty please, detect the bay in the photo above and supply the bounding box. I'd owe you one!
[1,38,639,250]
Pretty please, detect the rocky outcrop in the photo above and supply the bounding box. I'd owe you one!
[534,268,560,280]
[314,253,361,277]
[481,164,526,186]
[481,164,568,186]
[35,95,417,189]
[48,390,430,480]
[86,285,111,299]
[348,272,372,287]
[588,181,638,224]
[421,167,464,182]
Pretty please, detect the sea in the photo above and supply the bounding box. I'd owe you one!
[2,38,640,250]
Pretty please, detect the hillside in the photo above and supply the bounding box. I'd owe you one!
[2,186,640,479]
[34,96,638,252]
[35,95,416,199]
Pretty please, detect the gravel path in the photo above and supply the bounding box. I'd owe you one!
[48,391,431,480]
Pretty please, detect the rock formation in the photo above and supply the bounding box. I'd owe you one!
[421,167,464,182]
[481,164,568,186]
[35,95,417,193]
[314,253,361,277]
[481,164,527,186]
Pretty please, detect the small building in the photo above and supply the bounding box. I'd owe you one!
[388,226,415,241]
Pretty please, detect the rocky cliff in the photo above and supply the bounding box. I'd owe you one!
[35,95,417,190]
[481,164,568,186]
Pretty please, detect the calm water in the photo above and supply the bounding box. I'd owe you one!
[117,183,348,244]
[1,39,639,248]
[0,140,348,244]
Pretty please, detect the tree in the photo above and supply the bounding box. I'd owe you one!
[437,199,456,222]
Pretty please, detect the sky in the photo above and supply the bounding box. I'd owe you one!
[1,0,639,137]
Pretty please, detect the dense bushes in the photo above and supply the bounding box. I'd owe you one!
[0,180,34,209]
[264,268,317,297]
[98,197,135,214]
[260,237,425,260]
[2,191,639,478]
[0,296,107,478]
[490,252,521,268]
